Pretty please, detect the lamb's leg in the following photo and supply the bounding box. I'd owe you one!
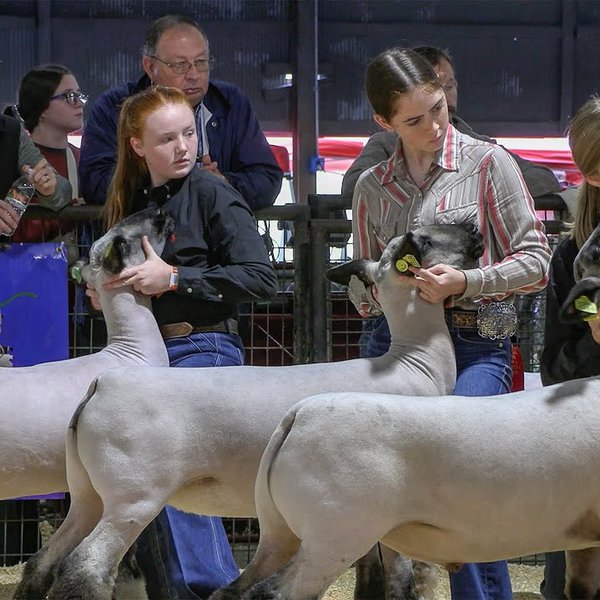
[47,499,163,600]
[380,545,421,600]
[47,521,123,600]
[356,544,437,600]
[409,560,439,600]
[13,494,103,600]
[565,547,600,599]
[354,544,386,600]
[241,541,360,600]
[209,528,301,599]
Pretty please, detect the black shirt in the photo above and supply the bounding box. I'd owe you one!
[540,236,600,385]
[135,166,278,328]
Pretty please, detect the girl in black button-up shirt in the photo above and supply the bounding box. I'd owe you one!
[91,85,277,599]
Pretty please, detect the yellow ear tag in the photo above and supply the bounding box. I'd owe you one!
[575,295,598,316]
[403,254,421,268]
[395,259,408,272]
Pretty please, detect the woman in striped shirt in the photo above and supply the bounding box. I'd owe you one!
[351,47,551,600]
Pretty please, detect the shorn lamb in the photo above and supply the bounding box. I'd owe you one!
[214,220,600,600]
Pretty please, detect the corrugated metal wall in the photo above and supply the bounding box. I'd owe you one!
[0,0,599,137]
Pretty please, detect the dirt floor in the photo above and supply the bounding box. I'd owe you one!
[0,562,545,599]
[322,564,544,600]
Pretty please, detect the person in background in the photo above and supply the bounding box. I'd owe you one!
[79,14,282,211]
[351,47,551,600]
[7,64,86,245]
[341,45,562,205]
[87,85,277,600]
[0,112,66,236]
[539,96,600,600]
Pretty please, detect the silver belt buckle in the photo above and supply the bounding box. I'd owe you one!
[476,303,517,340]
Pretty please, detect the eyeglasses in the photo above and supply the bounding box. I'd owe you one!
[50,91,89,105]
[442,79,458,93]
[150,56,214,75]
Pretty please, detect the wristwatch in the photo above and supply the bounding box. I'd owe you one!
[169,266,179,291]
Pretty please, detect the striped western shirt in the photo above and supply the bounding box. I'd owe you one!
[352,124,551,312]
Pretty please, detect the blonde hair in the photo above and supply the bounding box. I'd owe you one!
[567,95,600,248]
[104,86,193,229]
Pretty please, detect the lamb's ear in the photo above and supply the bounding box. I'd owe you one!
[560,277,600,323]
[101,236,128,275]
[388,232,423,276]
[326,259,372,287]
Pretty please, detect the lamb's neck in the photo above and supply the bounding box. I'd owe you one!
[98,287,168,366]
[384,294,456,394]
[387,298,449,348]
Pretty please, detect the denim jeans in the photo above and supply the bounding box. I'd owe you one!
[367,315,514,600]
[135,331,244,600]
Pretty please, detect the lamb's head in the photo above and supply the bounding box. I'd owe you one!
[560,223,600,323]
[326,223,483,292]
[73,208,175,286]
[559,221,600,323]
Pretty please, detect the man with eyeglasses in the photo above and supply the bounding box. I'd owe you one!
[341,45,561,205]
[79,13,282,212]
[79,14,282,600]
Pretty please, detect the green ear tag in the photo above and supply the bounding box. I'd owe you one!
[70,264,83,284]
[395,259,408,272]
[575,295,598,315]
[403,254,421,268]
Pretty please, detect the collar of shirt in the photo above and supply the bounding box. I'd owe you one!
[195,102,213,158]
[140,177,186,208]
[379,123,461,187]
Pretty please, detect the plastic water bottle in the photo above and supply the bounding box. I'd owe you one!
[1,173,36,238]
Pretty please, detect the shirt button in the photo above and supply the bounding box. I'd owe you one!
[218,293,223,299]
[166,194,171,199]
[187,287,193,293]
[211,121,217,128]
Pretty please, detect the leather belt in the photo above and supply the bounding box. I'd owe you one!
[159,319,238,339]
[445,310,478,329]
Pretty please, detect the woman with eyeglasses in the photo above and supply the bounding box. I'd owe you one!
[4,64,87,244]
[0,82,70,237]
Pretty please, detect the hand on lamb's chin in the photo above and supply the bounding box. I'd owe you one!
[86,283,102,312]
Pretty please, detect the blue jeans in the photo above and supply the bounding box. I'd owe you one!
[367,315,514,600]
[135,331,244,600]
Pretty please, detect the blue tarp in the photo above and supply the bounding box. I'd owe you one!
[1,242,69,500]
[0,242,68,367]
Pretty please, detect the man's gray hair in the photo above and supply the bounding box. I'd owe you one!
[143,14,209,56]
